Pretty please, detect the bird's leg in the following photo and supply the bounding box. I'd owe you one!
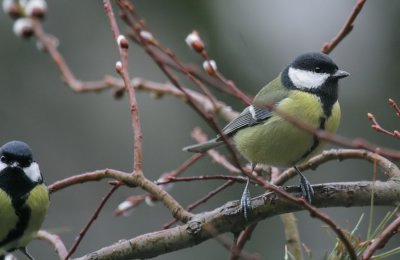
[294,166,314,203]
[240,162,257,220]
[240,177,251,220]
[20,247,35,260]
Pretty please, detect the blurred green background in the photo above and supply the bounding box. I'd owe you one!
[1,1,399,259]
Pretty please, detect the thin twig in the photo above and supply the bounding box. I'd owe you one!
[274,149,400,187]
[65,183,121,259]
[31,19,120,93]
[321,0,367,54]
[389,98,400,117]
[156,175,246,185]
[368,112,400,139]
[362,215,400,259]
[48,169,193,222]
[167,153,206,178]
[230,224,258,260]
[103,0,143,172]
[114,153,205,216]
[48,169,131,193]
[191,128,241,174]
[163,180,235,229]
[251,175,357,259]
[36,230,69,260]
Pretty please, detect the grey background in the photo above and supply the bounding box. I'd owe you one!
[0,1,399,259]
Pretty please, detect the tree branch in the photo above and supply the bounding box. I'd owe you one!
[321,0,367,54]
[48,169,193,222]
[103,0,143,172]
[73,180,400,260]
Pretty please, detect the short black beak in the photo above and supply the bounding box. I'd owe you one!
[10,162,20,168]
[331,69,350,79]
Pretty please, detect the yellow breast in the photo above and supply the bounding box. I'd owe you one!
[233,90,341,166]
[0,184,49,252]
[17,184,49,249]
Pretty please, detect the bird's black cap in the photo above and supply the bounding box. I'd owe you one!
[0,141,33,167]
[290,52,338,74]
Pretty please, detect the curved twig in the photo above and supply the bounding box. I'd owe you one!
[36,230,68,260]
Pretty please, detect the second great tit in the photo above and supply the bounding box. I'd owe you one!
[0,141,49,260]
[183,52,349,218]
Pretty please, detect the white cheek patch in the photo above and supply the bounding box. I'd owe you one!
[288,67,329,90]
[0,161,7,172]
[23,162,42,182]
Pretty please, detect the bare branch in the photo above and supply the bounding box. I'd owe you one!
[362,215,400,259]
[321,0,367,54]
[48,169,193,222]
[103,0,143,172]
[36,230,68,260]
[163,180,235,229]
[31,19,120,94]
[65,183,121,259]
[275,149,400,186]
[230,224,258,260]
[73,180,400,260]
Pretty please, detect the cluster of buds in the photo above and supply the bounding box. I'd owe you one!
[185,31,218,76]
[2,0,47,39]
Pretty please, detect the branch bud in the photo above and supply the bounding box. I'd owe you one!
[25,0,47,19]
[117,34,129,49]
[145,195,156,207]
[139,30,155,44]
[202,60,217,75]
[13,18,33,38]
[115,61,123,74]
[185,30,204,53]
[2,0,22,18]
[116,201,134,216]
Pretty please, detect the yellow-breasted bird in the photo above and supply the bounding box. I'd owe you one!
[0,141,49,259]
[183,52,349,218]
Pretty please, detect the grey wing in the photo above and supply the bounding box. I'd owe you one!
[218,105,272,139]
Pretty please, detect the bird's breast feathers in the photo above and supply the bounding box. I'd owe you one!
[0,183,49,251]
[233,90,340,166]
[19,184,49,247]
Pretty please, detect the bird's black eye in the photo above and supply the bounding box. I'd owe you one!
[314,67,321,73]
[1,156,9,164]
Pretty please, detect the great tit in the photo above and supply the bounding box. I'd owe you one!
[0,141,49,259]
[183,52,349,218]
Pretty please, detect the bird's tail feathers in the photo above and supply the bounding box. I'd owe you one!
[182,138,223,153]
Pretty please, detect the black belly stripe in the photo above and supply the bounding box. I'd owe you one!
[0,195,32,251]
[298,117,326,162]
[0,167,37,251]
